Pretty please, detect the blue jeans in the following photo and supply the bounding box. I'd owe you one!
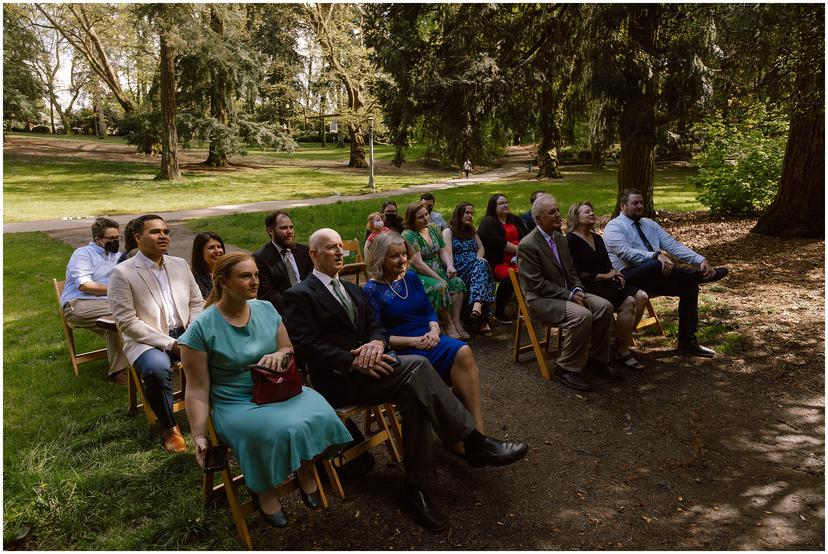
[133,328,183,429]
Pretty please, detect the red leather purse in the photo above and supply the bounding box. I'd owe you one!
[246,352,303,405]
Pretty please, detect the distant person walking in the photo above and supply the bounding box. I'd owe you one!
[462,159,472,178]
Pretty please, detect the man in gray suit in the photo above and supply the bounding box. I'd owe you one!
[109,214,204,452]
[516,196,614,392]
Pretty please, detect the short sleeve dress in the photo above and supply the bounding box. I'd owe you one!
[363,271,464,381]
[179,299,352,494]
[402,224,466,313]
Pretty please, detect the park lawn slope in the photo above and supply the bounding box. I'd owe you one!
[2,232,241,550]
[3,147,450,223]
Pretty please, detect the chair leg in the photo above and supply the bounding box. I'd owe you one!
[384,403,404,457]
[322,458,346,499]
[128,365,157,427]
[222,466,253,550]
[512,318,523,362]
[373,405,402,464]
[523,316,552,381]
[310,462,329,509]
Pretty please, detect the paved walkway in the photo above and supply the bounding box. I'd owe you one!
[4,159,532,234]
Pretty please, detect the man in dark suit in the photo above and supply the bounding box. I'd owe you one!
[283,228,528,533]
[520,189,546,233]
[516,196,615,392]
[252,210,312,312]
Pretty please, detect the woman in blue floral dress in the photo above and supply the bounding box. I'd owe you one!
[443,202,496,336]
[401,201,469,339]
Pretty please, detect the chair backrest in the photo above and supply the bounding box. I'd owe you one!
[53,278,65,307]
[508,268,527,311]
[342,238,364,263]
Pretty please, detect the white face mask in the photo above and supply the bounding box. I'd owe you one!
[373,219,384,229]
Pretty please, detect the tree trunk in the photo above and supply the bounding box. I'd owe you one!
[588,99,606,169]
[92,79,106,139]
[753,107,824,238]
[537,88,563,179]
[206,8,229,167]
[348,123,368,168]
[159,34,181,180]
[49,102,55,134]
[615,92,656,216]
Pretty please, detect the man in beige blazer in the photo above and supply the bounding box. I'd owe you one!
[109,214,204,452]
[516,195,614,392]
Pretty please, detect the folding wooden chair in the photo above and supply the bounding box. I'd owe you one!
[96,317,187,427]
[322,403,403,499]
[341,238,369,285]
[636,298,666,336]
[52,279,108,376]
[508,268,560,381]
[202,416,328,550]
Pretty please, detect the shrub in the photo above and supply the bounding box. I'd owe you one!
[691,111,788,217]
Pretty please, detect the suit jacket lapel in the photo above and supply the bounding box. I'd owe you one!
[164,256,186,323]
[266,242,289,282]
[307,274,358,331]
[133,257,165,311]
[533,230,564,283]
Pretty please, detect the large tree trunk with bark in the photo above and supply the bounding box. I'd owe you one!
[616,91,656,216]
[159,34,181,180]
[537,89,563,179]
[348,123,368,168]
[206,8,229,167]
[753,107,824,238]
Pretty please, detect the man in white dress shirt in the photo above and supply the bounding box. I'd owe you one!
[108,214,204,452]
[603,188,728,357]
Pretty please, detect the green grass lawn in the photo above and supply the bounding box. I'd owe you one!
[187,166,702,252]
[3,151,451,223]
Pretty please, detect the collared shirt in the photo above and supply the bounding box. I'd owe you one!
[603,213,705,271]
[61,242,121,304]
[272,239,301,281]
[536,227,582,299]
[429,211,447,231]
[312,269,354,311]
[134,250,183,329]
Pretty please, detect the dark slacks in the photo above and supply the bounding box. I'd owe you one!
[317,355,476,488]
[622,259,704,342]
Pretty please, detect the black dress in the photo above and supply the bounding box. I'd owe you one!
[566,232,637,310]
[194,272,212,300]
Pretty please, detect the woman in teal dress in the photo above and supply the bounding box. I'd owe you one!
[180,252,351,528]
[401,201,468,340]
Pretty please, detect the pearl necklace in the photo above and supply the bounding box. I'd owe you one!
[382,275,409,300]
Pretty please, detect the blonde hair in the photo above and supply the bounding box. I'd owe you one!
[366,212,384,231]
[567,201,594,234]
[364,231,411,279]
[204,251,254,308]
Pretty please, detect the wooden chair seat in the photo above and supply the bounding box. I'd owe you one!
[322,403,403,499]
[53,279,108,376]
[97,317,187,427]
[202,417,328,550]
[341,238,369,285]
[508,268,560,380]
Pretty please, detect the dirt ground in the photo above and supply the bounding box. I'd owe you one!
[49,213,824,550]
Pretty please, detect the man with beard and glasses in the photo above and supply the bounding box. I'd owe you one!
[603,188,729,357]
[60,217,130,384]
[252,210,313,313]
[108,214,204,452]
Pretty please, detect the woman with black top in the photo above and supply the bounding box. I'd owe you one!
[565,201,648,370]
[191,232,226,299]
[477,193,528,323]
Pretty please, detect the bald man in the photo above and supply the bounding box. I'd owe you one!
[283,228,528,533]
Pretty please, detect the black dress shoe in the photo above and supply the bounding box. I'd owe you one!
[700,267,729,284]
[678,337,716,357]
[555,368,593,391]
[466,437,529,468]
[299,487,322,510]
[402,484,446,532]
[251,491,289,528]
[587,359,627,381]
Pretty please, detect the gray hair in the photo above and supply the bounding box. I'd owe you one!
[364,231,411,279]
[531,193,557,220]
[308,228,340,251]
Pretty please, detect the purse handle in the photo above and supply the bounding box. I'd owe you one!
[245,352,293,374]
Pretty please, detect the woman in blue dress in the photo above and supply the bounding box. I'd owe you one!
[180,252,352,528]
[442,202,496,336]
[363,232,484,438]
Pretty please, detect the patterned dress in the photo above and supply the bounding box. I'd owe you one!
[451,233,496,312]
[402,224,466,312]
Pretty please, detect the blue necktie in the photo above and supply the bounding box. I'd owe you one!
[633,221,655,252]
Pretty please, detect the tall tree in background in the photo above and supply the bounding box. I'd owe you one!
[303,3,373,168]
[3,4,45,127]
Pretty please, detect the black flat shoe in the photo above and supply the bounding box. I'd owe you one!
[251,491,289,528]
[678,338,716,358]
[299,487,322,510]
[466,437,529,468]
[402,484,446,533]
[700,267,729,284]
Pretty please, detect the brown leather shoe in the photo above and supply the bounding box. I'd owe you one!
[109,369,129,385]
[161,425,187,453]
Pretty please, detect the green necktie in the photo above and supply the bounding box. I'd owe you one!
[331,279,356,324]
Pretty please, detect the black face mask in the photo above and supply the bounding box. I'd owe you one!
[102,239,120,254]
[385,214,400,226]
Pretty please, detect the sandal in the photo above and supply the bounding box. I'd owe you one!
[469,308,483,322]
[618,352,644,371]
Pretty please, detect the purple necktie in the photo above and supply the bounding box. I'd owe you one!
[548,236,569,289]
